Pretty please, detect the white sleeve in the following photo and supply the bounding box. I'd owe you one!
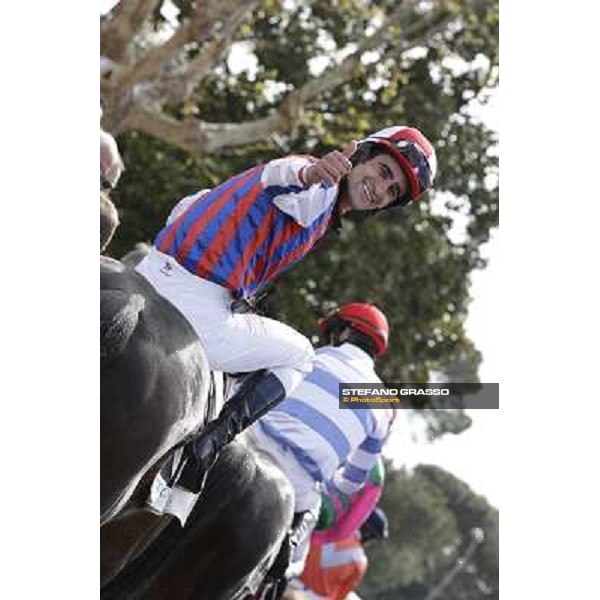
[166,189,211,225]
[260,155,316,188]
[261,155,338,226]
[272,186,338,227]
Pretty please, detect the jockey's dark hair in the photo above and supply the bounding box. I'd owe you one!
[348,141,390,167]
[325,316,379,359]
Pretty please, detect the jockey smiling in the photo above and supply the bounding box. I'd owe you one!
[134,126,436,485]
[247,303,396,576]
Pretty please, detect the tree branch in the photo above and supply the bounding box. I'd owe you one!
[110,0,246,92]
[123,101,284,154]
[153,0,259,105]
[101,0,160,62]
[401,3,458,49]
[118,1,475,156]
[275,3,456,123]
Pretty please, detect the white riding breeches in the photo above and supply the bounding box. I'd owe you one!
[134,249,314,395]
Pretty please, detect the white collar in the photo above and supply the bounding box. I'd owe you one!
[333,342,376,366]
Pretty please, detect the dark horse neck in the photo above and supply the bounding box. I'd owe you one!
[101,256,212,523]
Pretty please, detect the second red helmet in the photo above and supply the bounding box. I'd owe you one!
[318,303,389,357]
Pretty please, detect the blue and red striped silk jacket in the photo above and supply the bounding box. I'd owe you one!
[155,157,338,299]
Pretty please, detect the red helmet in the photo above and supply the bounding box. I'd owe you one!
[318,303,389,357]
[360,125,437,204]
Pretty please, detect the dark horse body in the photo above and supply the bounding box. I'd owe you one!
[101,256,294,598]
[101,434,294,600]
[101,255,212,524]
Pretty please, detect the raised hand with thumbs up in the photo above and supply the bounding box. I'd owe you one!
[304,141,358,187]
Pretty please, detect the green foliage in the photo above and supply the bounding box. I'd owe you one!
[108,0,498,437]
[359,463,499,599]
[107,131,213,258]
[418,465,499,594]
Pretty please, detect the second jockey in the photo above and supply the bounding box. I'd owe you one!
[134,126,436,484]
[247,303,396,576]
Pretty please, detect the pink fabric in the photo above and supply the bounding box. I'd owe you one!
[312,480,382,545]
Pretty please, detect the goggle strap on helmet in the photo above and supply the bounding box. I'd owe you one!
[340,314,387,343]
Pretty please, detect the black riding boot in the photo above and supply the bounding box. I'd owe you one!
[182,370,287,493]
[258,509,319,599]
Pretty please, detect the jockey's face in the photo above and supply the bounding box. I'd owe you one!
[340,152,408,214]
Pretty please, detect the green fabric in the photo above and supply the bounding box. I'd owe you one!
[316,494,336,530]
[369,457,385,486]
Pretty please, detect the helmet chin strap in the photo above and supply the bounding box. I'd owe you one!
[349,142,365,167]
[339,327,352,343]
[326,321,351,347]
[336,177,350,216]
